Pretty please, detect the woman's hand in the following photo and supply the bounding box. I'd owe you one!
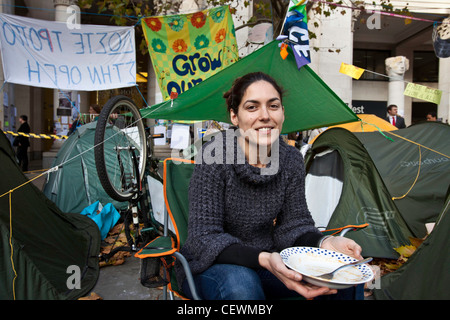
[321,236,363,260]
[258,252,337,299]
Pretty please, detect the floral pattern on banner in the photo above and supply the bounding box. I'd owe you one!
[210,6,226,23]
[214,29,226,43]
[172,39,188,53]
[151,38,166,53]
[194,35,210,49]
[191,12,206,29]
[145,18,162,32]
[167,15,185,32]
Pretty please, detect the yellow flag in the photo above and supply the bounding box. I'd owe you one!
[339,62,365,80]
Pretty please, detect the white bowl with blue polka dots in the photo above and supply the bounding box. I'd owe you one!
[280,247,374,289]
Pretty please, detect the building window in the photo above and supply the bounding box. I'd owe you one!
[413,51,439,83]
[353,49,391,81]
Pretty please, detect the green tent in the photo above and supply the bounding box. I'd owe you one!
[373,185,450,300]
[304,122,450,259]
[356,122,450,238]
[0,130,100,300]
[141,40,359,134]
[305,127,412,259]
[43,122,128,214]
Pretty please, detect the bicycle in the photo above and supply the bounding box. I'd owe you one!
[94,95,164,261]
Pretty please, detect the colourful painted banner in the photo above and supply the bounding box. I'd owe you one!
[142,6,239,101]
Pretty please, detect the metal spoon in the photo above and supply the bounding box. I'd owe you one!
[315,257,373,280]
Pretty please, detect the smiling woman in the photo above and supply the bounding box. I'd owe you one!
[175,72,365,301]
[226,73,285,167]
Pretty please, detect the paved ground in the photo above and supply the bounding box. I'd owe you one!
[91,254,168,300]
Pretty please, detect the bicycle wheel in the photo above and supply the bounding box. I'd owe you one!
[94,95,147,202]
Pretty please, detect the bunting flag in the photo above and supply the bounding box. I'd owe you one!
[280,0,311,69]
[142,6,239,101]
[339,62,444,104]
[339,62,365,80]
[404,83,443,105]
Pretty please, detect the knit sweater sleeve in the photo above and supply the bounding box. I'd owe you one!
[272,146,323,250]
[215,244,261,268]
[180,161,242,275]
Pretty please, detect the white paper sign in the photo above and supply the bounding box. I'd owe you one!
[154,125,167,146]
[146,175,175,233]
[170,124,190,150]
[0,13,136,91]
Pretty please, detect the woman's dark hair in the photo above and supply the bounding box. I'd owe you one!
[223,72,284,115]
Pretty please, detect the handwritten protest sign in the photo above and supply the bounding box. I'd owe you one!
[339,62,365,80]
[0,13,136,91]
[142,6,238,101]
[403,83,443,105]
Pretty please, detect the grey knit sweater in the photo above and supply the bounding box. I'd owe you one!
[175,130,322,286]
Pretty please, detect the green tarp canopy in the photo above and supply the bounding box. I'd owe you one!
[43,121,128,214]
[141,40,359,134]
[373,185,450,300]
[0,130,100,300]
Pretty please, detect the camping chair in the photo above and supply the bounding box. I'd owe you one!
[135,158,368,300]
[320,224,369,237]
[135,158,199,300]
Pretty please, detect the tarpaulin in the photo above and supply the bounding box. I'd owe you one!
[141,40,358,134]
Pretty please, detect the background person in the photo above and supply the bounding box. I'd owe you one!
[176,72,364,300]
[385,104,406,128]
[14,115,31,171]
[68,116,83,135]
[89,104,101,121]
[426,111,437,121]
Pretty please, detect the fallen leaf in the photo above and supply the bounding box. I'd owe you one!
[99,250,131,267]
[409,237,425,249]
[109,223,124,235]
[384,262,402,271]
[370,258,403,276]
[394,245,416,258]
[78,292,103,300]
[99,222,134,268]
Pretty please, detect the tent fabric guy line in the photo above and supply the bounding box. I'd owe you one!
[385,131,450,159]
[1,170,49,300]
[382,131,450,202]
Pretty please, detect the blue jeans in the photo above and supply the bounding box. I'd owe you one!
[181,264,364,300]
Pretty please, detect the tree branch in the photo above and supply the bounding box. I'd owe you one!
[235,18,273,31]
